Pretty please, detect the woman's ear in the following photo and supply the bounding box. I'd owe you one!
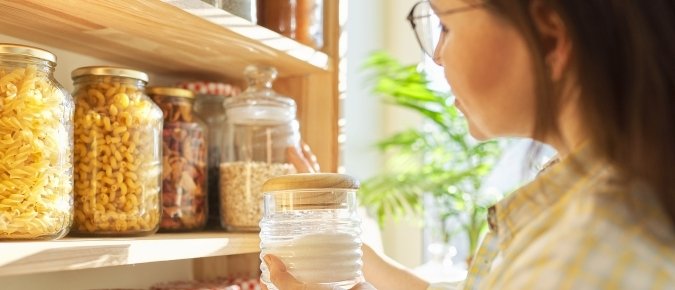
[530,0,573,81]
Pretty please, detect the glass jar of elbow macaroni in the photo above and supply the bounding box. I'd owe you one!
[70,67,163,237]
[0,44,74,240]
[147,87,208,232]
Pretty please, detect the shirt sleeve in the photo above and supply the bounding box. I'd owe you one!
[427,281,464,290]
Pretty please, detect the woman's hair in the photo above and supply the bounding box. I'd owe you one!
[488,0,675,226]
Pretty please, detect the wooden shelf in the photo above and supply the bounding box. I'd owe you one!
[0,232,261,277]
[0,0,330,80]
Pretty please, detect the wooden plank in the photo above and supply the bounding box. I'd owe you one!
[0,232,260,277]
[0,0,330,80]
[324,0,345,173]
[192,253,261,281]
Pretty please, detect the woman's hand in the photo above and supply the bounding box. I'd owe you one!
[287,141,321,173]
[261,255,377,290]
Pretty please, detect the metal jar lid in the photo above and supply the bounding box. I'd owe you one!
[146,87,195,99]
[0,43,57,63]
[71,66,149,82]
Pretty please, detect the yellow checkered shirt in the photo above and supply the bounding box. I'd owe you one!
[432,145,675,289]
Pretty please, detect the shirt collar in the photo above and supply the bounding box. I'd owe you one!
[488,143,608,251]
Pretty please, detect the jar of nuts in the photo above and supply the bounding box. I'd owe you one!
[0,44,74,240]
[148,87,208,232]
[178,82,240,230]
[70,67,163,237]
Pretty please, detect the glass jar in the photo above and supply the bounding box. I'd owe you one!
[0,44,74,240]
[259,173,363,289]
[148,87,208,232]
[221,0,255,22]
[70,67,163,237]
[179,82,240,229]
[257,0,323,49]
[220,65,299,232]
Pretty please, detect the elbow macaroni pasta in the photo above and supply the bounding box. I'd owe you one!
[71,74,162,236]
[0,64,74,239]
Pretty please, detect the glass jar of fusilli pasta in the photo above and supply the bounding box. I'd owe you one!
[0,44,74,240]
[69,67,163,237]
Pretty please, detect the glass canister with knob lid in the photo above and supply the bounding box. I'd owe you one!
[220,65,299,232]
[259,173,363,290]
[0,44,74,240]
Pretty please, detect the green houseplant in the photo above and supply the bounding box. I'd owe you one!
[359,52,504,257]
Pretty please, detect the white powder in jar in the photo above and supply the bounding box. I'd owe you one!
[262,231,363,284]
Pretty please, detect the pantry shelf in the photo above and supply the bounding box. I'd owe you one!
[0,232,261,277]
[0,0,331,80]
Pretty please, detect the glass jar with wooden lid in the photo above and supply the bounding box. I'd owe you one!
[259,173,363,290]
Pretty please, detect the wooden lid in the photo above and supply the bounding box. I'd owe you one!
[262,173,360,192]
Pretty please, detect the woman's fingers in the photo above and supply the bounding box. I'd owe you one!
[261,278,270,290]
[350,283,377,290]
[287,146,316,173]
[264,254,350,290]
[264,254,306,289]
[300,141,321,172]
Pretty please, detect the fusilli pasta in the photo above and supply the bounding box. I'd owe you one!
[0,64,73,239]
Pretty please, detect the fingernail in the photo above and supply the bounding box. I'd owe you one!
[263,255,272,267]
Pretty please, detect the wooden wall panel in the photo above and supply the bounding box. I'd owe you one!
[192,253,261,281]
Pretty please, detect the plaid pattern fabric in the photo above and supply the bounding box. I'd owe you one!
[446,144,675,290]
[428,145,675,289]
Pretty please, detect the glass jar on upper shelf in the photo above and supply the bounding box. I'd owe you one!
[179,82,240,229]
[260,173,363,290]
[0,44,74,240]
[70,67,163,237]
[257,0,324,49]
[148,87,208,232]
[221,0,255,22]
[220,65,299,232]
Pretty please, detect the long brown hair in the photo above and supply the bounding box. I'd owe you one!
[488,0,675,226]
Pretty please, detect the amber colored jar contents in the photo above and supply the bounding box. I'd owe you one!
[257,0,323,49]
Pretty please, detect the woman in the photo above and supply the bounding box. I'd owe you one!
[265,0,675,289]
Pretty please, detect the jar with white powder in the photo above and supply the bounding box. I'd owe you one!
[259,173,363,290]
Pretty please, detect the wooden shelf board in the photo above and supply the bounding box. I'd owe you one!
[0,232,261,277]
[0,0,330,80]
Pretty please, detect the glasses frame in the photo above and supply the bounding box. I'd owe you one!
[407,1,488,58]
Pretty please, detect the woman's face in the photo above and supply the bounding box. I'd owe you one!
[430,0,536,140]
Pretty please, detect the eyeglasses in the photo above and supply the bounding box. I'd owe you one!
[407,1,487,59]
